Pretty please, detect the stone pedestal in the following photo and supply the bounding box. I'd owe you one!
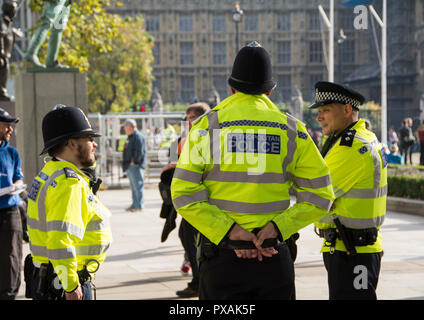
[0,100,16,147]
[14,71,88,185]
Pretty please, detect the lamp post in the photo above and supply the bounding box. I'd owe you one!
[233,1,243,54]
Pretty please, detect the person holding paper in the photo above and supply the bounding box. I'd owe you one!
[0,107,24,300]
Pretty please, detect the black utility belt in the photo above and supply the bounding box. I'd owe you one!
[219,238,281,250]
[317,227,378,247]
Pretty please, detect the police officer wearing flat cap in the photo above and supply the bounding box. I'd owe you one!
[0,108,24,299]
[312,81,387,300]
[171,42,335,299]
[27,105,112,300]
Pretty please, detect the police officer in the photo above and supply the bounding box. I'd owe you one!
[27,105,112,300]
[311,81,387,300]
[171,42,335,300]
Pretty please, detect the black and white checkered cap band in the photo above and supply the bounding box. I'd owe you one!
[315,90,360,108]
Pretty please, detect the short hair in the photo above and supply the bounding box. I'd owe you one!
[124,119,137,128]
[47,140,68,157]
[186,102,210,118]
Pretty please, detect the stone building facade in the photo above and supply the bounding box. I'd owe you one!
[109,0,423,129]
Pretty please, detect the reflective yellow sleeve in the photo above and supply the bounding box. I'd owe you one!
[171,124,235,245]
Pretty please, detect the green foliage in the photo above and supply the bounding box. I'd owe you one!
[28,1,154,114]
[388,176,424,200]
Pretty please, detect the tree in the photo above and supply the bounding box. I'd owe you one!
[88,16,154,114]
[28,1,154,114]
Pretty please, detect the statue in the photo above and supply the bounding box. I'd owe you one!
[150,88,164,130]
[0,0,23,100]
[290,86,304,121]
[23,0,72,70]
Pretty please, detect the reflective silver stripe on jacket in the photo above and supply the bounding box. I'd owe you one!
[173,189,209,210]
[27,217,85,240]
[30,243,77,260]
[76,243,110,256]
[318,214,385,229]
[292,189,333,211]
[209,198,291,214]
[287,172,332,189]
[203,164,284,183]
[174,167,203,184]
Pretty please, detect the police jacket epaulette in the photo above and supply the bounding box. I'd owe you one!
[339,128,356,147]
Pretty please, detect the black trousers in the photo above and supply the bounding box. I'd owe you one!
[178,218,199,290]
[323,251,382,300]
[0,206,23,300]
[199,243,295,300]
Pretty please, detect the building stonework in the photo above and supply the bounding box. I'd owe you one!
[110,0,423,129]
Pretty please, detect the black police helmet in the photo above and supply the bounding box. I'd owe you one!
[309,81,365,110]
[228,41,276,95]
[40,105,100,155]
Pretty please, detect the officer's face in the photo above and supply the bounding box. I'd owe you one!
[0,122,15,142]
[76,135,97,168]
[316,103,348,136]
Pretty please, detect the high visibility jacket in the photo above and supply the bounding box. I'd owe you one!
[171,92,335,244]
[315,119,387,253]
[27,160,112,292]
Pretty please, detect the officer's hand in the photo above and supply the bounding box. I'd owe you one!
[254,222,279,261]
[65,285,83,300]
[229,224,260,260]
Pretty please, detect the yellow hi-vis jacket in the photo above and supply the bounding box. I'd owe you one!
[315,119,387,253]
[27,160,112,292]
[171,92,335,244]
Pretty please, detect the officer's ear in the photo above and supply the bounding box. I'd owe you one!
[343,104,353,116]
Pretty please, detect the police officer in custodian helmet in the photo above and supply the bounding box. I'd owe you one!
[171,42,335,299]
[26,105,112,300]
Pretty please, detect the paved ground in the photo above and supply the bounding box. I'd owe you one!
[17,183,424,300]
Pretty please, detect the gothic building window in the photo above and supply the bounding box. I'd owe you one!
[277,41,291,65]
[212,15,226,32]
[309,41,323,63]
[180,42,193,65]
[277,14,290,31]
[213,42,227,65]
[145,15,159,32]
[245,15,258,32]
[180,76,195,102]
[179,15,193,32]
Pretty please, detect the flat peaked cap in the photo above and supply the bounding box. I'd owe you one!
[309,81,365,109]
[0,107,19,123]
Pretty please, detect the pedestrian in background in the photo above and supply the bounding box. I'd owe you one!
[399,118,415,165]
[416,120,424,166]
[0,107,23,300]
[123,119,146,212]
[27,105,112,300]
[312,81,387,300]
[171,42,335,300]
[387,143,403,165]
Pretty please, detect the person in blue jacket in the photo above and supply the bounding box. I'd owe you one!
[0,107,24,299]
[122,119,146,212]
